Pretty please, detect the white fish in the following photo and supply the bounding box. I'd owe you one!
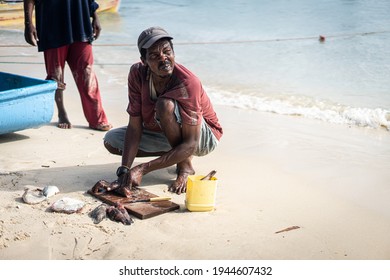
[42,185,60,198]
[50,197,85,214]
[22,186,46,205]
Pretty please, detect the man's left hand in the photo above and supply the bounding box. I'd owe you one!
[91,13,102,40]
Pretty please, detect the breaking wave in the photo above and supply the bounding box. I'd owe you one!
[207,87,390,130]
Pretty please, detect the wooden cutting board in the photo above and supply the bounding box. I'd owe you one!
[87,188,180,220]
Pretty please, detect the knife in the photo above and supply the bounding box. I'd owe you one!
[127,197,172,203]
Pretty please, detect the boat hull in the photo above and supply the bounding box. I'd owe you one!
[0,72,57,135]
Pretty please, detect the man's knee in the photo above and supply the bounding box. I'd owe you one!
[104,140,122,155]
[155,98,175,121]
[103,127,126,155]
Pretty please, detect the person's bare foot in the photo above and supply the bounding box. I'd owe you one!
[169,172,192,194]
[169,160,195,194]
[57,115,72,129]
[89,123,113,131]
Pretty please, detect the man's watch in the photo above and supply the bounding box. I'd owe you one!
[116,166,130,177]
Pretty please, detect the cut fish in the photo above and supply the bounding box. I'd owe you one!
[106,203,134,225]
[89,203,109,224]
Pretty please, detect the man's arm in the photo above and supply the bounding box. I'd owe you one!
[117,115,143,188]
[139,122,200,175]
[120,121,200,190]
[23,0,38,46]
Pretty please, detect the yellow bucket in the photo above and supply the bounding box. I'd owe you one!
[185,175,218,212]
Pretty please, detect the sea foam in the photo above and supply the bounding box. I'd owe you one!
[207,87,390,130]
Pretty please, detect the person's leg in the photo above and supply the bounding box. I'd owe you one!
[66,42,111,131]
[155,98,195,193]
[44,46,71,129]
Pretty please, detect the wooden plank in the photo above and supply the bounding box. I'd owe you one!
[87,188,180,220]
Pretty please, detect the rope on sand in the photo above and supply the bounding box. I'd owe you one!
[0,30,389,48]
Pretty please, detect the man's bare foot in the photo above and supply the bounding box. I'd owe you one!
[57,116,72,129]
[169,172,191,194]
[89,123,113,131]
[169,160,195,194]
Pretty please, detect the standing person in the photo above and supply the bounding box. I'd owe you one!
[103,27,223,195]
[23,0,112,131]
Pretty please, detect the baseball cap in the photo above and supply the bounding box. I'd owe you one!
[137,27,173,52]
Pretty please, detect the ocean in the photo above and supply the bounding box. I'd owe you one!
[2,0,390,130]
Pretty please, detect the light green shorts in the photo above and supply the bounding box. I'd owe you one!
[104,103,218,157]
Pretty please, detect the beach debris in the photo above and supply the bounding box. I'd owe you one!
[106,203,134,225]
[50,197,85,214]
[275,226,300,234]
[22,186,46,205]
[42,185,60,198]
[21,185,61,205]
[89,203,109,224]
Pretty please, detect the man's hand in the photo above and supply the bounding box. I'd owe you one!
[91,13,102,40]
[24,23,38,46]
[127,164,146,188]
[117,171,131,185]
[115,163,148,197]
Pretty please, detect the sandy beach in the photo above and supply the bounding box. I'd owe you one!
[1,39,390,262]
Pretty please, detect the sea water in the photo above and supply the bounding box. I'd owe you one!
[1,0,390,130]
[100,0,390,130]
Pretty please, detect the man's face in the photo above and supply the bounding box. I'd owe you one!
[145,39,175,78]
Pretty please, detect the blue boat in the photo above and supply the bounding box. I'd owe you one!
[0,72,57,134]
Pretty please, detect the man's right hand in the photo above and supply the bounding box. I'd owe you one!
[115,164,148,197]
[117,172,131,188]
[113,174,130,197]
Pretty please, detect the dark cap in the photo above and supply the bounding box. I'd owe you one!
[137,26,173,52]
